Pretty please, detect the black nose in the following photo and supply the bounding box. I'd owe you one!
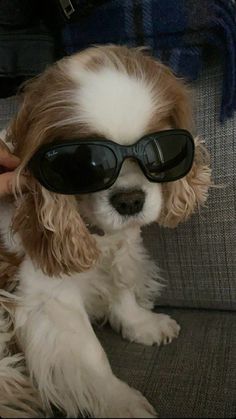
[110,190,145,216]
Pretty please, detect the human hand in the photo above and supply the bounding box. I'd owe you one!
[0,139,20,196]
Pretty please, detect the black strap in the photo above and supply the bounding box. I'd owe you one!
[0,0,110,30]
[53,0,110,23]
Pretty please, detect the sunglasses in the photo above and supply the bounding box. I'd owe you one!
[28,129,195,195]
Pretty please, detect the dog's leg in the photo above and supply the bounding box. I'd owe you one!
[15,261,157,418]
[109,289,180,346]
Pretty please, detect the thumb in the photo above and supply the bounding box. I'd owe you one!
[0,172,15,196]
[0,139,20,170]
[0,151,20,170]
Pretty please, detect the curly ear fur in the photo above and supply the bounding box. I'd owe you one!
[12,180,99,277]
[159,137,211,227]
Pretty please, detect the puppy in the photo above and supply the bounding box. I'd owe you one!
[0,45,211,418]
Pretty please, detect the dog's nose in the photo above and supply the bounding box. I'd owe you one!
[110,190,145,216]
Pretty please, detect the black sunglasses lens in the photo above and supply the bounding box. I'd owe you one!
[40,144,117,193]
[144,133,194,181]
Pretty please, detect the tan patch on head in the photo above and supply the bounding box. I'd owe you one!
[9,63,92,164]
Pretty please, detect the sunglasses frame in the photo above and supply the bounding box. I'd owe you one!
[28,129,195,195]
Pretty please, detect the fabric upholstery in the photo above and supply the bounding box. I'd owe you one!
[96,308,236,418]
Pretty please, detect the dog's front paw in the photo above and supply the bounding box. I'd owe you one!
[104,379,157,418]
[121,312,180,346]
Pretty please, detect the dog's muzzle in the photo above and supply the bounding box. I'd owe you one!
[110,189,145,216]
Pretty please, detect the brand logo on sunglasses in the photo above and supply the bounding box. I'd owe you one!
[47,150,59,158]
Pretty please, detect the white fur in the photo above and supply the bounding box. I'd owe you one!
[79,160,163,233]
[0,63,180,418]
[70,66,156,143]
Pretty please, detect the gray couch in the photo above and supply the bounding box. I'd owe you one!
[0,58,235,418]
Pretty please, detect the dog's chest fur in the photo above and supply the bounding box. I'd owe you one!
[0,204,154,317]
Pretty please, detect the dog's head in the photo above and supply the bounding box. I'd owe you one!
[9,45,211,276]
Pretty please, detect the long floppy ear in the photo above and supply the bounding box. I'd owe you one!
[12,180,99,277]
[159,137,211,227]
[158,75,211,228]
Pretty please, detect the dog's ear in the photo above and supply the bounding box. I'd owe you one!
[158,75,211,228]
[159,138,211,228]
[12,180,99,276]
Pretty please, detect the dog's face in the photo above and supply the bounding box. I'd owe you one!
[74,62,166,232]
[79,160,163,233]
[9,45,211,275]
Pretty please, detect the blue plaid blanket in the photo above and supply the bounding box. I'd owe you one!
[63,0,236,122]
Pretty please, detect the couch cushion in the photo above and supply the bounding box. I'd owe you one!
[0,96,19,129]
[96,308,236,418]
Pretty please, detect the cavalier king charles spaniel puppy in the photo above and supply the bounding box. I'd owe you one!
[0,45,211,418]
